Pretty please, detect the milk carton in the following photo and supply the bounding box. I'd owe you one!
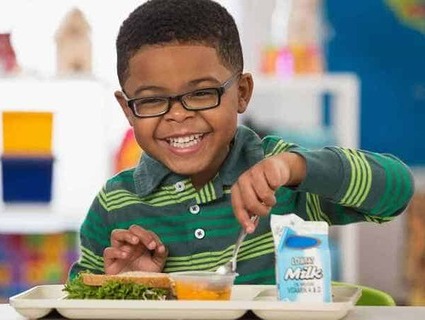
[271,214,332,302]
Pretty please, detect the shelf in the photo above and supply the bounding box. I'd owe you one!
[0,77,110,234]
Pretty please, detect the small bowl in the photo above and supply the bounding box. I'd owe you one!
[169,271,237,300]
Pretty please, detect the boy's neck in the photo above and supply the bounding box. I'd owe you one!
[190,144,231,190]
[190,171,217,191]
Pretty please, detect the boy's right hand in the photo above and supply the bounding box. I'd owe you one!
[103,225,168,275]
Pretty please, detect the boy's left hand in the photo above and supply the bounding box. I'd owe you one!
[103,225,168,275]
[231,152,306,233]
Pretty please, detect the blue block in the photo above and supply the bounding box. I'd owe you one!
[1,156,54,203]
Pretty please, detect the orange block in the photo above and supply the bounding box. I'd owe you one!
[2,111,53,155]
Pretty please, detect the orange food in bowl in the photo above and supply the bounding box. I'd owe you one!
[170,271,237,300]
[174,281,232,300]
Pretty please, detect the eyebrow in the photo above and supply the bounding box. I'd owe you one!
[132,76,221,97]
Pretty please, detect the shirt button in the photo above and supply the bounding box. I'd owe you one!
[175,181,185,192]
[189,205,200,215]
[194,228,205,239]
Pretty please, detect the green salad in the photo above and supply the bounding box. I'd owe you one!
[63,272,169,300]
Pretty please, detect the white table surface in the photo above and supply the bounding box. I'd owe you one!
[2,304,425,320]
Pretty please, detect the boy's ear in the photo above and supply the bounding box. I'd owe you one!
[114,91,135,126]
[237,73,254,113]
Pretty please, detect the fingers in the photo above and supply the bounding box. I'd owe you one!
[106,225,168,274]
[110,229,139,247]
[232,159,285,233]
[233,167,276,208]
[151,244,169,270]
[231,184,254,233]
[104,246,129,275]
[128,225,166,254]
[111,226,165,252]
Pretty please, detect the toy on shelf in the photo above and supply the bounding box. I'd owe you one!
[114,128,143,173]
[1,111,55,203]
[0,33,19,75]
[260,0,324,77]
[55,7,92,75]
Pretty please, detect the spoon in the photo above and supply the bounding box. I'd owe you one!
[216,215,259,275]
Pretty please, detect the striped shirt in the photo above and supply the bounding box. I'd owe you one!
[69,126,414,284]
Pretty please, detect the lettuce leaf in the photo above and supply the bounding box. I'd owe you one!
[63,272,169,300]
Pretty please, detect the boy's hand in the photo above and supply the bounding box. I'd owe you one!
[103,225,168,275]
[231,152,306,233]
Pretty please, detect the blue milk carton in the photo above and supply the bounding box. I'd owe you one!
[271,214,332,302]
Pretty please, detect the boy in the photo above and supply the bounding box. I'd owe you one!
[69,0,414,284]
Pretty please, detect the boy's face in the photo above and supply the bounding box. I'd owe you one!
[115,44,253,187]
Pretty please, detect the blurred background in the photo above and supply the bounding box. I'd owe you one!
[0,0,424,306]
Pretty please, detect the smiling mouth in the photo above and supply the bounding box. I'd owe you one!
[166,133,204,148]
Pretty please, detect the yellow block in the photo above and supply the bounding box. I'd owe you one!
[2,111,53,155]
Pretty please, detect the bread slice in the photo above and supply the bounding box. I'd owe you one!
[81,271,172,289]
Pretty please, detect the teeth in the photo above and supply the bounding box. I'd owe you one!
[167,134,203,148]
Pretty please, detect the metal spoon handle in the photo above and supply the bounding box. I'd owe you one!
[231,215,259,261]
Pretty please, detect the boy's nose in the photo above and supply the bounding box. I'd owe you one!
[163,100,194,122]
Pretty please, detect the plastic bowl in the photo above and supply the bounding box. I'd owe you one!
[169,271,237,300]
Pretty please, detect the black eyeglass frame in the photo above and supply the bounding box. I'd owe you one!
[121,72,242,118]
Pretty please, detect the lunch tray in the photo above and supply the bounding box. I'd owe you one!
[9,284,361,320]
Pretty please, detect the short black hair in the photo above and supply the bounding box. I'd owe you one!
[116,0,243,86]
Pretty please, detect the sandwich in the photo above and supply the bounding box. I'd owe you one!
[63,271,174,300]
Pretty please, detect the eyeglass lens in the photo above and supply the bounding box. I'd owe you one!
[132,88,220,116]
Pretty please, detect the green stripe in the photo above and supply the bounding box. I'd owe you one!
[238,247,275,263]
[275,141,293,154]
[107,190,139,202]
[107,193,141,204]
[266,140,285,157]
[97,191,108,211]
[81,246,103,264]
[340,149,357,205]
[306,194,316,221]
[79,261,104,273]
[205,184,212,202]
[271,140,285,155]
[108,200,143,211]
[236,267,275,283]
[354,152,372,206]
[312,194,331,224]
[163,224,239,243]
[80,256,103,270]
[209,182,217,200]
[311,194,321,221]
[200,188,207,203]
[105,183,198,208]
[267,140,295,156]
[112,213,237,235]
[81,247,104,270]
[165,233,273,269]
[147,189,197,205]
[348,150,366,206]
[306,193,332,224]
[164,246,274,273]
[344,150,362,205]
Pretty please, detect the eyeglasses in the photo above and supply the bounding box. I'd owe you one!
[121,72,241,118]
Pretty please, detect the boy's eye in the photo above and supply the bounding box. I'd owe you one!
[137,97,166,106]
[189,89,216,98]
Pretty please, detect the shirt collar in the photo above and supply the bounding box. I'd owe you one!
[133,125,264,197]
[219,126,264,186]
